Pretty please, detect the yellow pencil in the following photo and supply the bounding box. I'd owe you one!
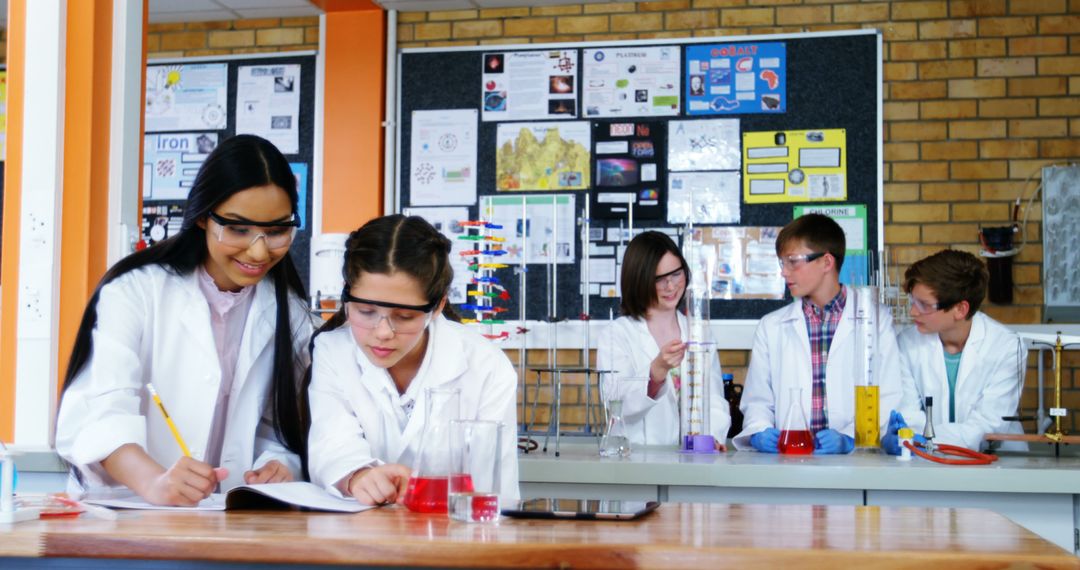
[146,383,191,457]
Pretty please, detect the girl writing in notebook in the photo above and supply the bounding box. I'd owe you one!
[307,214,519,506]
[56,135,314,506]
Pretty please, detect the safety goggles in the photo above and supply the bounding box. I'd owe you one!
[654,267,686,288]
[777,252,825,271]
[910,296,955,315]
[341,289,437,334]
[208,211,299,250]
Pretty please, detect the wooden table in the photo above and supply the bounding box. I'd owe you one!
[1,503,1076,568]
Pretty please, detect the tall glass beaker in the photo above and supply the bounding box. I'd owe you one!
[853,286,881,448]
[402,387,461,513]
[779,387,814,455]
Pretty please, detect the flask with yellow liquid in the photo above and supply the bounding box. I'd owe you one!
[852,286,880,448]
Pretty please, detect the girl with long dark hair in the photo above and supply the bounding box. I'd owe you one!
[55,135,314,506]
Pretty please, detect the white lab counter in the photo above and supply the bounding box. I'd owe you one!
[520,443,1080,553]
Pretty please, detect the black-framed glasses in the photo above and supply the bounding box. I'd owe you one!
[777,252,825,271]
[341,289,437,334]
[208,211,300,250]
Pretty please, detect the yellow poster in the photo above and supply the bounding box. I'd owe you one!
[742,128,846,204]
[1,70,7,161]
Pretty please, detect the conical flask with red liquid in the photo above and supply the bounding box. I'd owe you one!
[779,387,814,455]
[402,387,461,513]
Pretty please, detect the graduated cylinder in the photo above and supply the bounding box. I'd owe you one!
[852,286,880,448]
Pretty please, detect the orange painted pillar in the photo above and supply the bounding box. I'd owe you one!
[320,4,387,233]
[0,0,28,442]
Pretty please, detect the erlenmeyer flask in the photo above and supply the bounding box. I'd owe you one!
[779,387,814,455]
[402,387,461,513]
[599,399,631,458]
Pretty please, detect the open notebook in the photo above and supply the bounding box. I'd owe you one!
[84,482,372,513]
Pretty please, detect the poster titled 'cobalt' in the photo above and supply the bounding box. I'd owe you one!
[685,42,786,115]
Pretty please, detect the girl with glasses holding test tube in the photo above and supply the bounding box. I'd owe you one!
[306,215,519,507]
[595,231,730,449]
[56,135,314,506]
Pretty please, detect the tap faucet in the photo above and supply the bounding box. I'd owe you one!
[923,396,936,454]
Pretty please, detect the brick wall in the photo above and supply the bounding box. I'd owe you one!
[145,17,319,59]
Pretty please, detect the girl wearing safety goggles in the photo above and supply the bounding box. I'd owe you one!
[56,135,313,506]
[307,215,519,507]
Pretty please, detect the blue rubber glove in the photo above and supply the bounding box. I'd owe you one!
[879,410,926,455]
[749,428,780,453]
[814,429,854,454]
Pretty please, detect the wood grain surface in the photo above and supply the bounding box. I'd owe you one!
[1,503,1076,569]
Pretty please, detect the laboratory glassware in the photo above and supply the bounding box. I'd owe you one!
[681,341,717,453]
[402,387,461,513]
[853,285,881,448]
[779,387,814,455]
[448,419,502,523]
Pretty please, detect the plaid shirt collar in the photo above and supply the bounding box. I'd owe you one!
[801,286,847,322]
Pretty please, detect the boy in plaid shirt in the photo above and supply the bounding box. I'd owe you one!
[732,214,903,454]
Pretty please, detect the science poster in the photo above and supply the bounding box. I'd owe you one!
[142,132,219,200]
[495,121,590,191]
[145,63,228,132]
[582,46,680,118]
[685,42,786,115]
[481,50,578,122]
[743,128,847,204]
[591,120,666,220]
[410,109,478,206]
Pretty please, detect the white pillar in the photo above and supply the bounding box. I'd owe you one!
[14,0,67,445]
[107,0,145,265]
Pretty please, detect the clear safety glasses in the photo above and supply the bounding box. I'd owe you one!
[342,289,437,334]
[910,296,952,315]
[654,267,686,289]
[777,252,825,271]
[208,211,299,250]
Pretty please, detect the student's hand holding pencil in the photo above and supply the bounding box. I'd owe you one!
[143,457,228,507]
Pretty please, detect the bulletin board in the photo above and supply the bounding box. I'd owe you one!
[396,31,881,322]
[141,53,317,289]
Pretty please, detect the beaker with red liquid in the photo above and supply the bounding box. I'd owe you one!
[401,387,461,513]
[779,387,814,455]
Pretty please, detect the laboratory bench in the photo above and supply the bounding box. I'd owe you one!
[519,442,1080,553]
[1,503,1077,569]
[13,444,1080,555]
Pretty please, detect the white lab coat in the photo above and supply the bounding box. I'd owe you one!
[896,312,1026,451]
[307,315,520,501]
[55,264,314,498]
[733,287,904,450]
[595,313,730,446]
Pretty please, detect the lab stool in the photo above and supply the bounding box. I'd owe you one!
[523,367,615,457]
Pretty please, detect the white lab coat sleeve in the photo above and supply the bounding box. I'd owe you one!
[936,332,1024,450]
[709,347,731,444]
[873,309,905,435]
[733,319,776,449]
[307,334,381,497]
[251,300,314,479]
[476,349,521,502]
[596,319,665,425]
[55,274,151,485]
